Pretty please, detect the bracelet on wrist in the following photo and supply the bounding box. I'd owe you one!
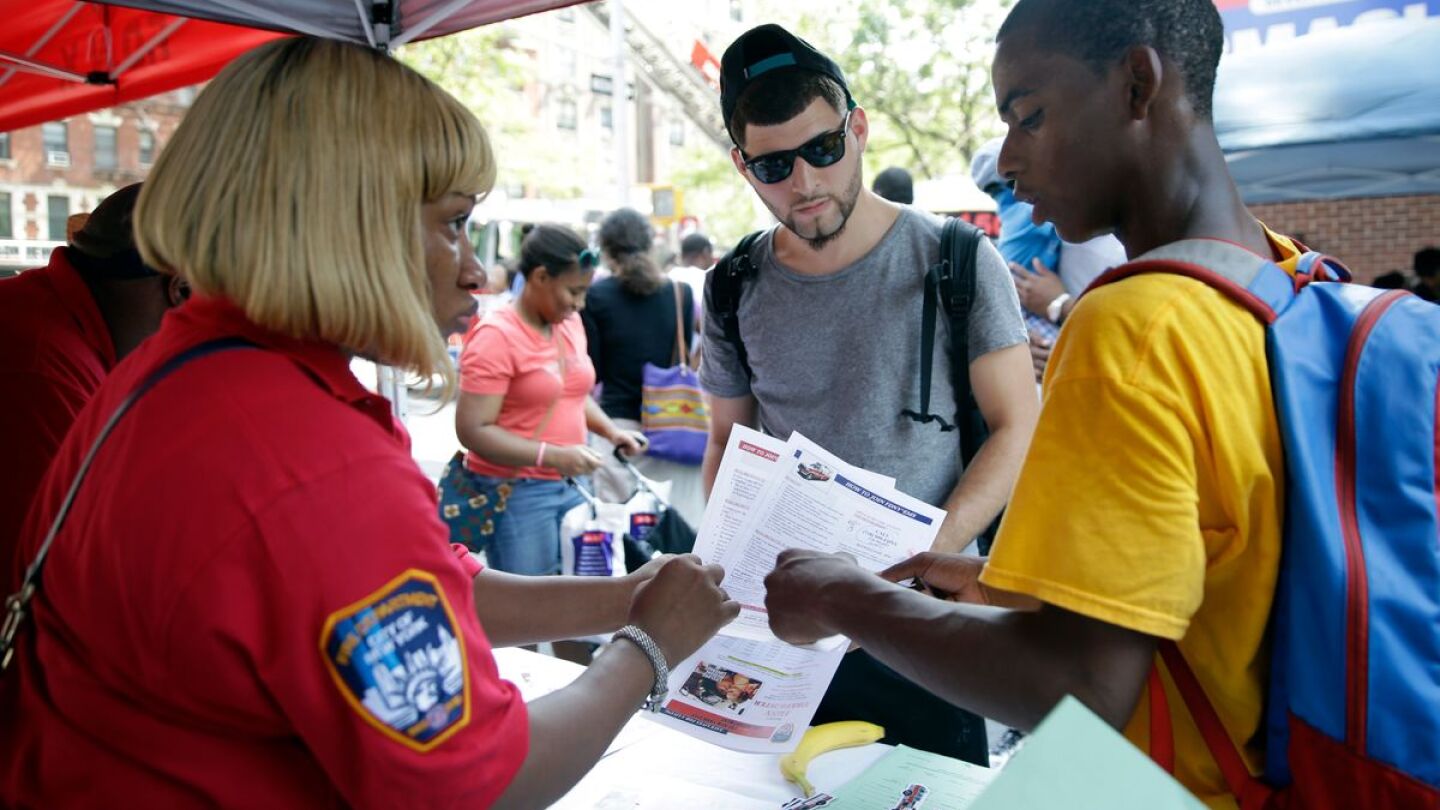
[535,441,548,468]
[612,624,669,712]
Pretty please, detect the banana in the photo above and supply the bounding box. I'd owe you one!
[779,720,886,796]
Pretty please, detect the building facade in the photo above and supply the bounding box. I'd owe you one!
[0,89,191,275]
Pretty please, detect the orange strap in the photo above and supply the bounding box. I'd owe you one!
[1148,664,1175,774]
[1157,641,1275,810]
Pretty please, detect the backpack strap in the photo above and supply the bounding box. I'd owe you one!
[1086,238,1350,326]
[705,230,765,383]
[901,218,983,454]
[1151,642,1276,810]
[1,337,260,675]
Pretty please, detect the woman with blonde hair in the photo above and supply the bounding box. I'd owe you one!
[0,37,735,809]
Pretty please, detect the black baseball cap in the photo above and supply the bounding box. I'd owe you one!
[68,183,159,280]
[719,24,854,143]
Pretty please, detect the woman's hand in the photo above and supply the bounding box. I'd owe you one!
[626,555,738,666]
[544,444,603,476]
[611,430,648,458]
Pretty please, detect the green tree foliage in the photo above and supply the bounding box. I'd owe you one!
[400,25,589,199]
[795,0,1012,180]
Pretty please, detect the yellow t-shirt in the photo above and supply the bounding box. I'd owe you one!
[982,228,1303,809]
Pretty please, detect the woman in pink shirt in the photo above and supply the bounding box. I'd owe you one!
[455,224,646,574]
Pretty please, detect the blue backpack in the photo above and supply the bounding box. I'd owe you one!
[1096,239,1440,809]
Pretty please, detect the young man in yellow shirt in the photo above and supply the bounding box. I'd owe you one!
[762,1,1303,805]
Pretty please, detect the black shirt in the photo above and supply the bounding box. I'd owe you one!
[582,277,695,421]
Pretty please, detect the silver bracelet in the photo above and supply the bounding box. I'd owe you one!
[612,624,669,712]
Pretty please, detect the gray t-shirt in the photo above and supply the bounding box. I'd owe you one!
[700,207,1027,507]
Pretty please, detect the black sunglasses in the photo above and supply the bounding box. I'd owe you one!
[741,110,852,185]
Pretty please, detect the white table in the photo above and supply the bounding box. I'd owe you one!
[492,647,892,809]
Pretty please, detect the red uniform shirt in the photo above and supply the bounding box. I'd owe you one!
[0,248,115,581]
[1,296,528,808]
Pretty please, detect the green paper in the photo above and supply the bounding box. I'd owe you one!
[969,696,1207,810]
[825,744,996,809]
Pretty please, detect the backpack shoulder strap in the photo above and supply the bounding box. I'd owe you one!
[940,218,983,463]
[901,218,983,451]
[1087,238,1347,325]
[705,230,765,383]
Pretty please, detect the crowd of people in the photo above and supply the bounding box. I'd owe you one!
[0,0,1435,807]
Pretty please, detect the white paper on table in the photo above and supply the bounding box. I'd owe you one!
[645,632,846,754]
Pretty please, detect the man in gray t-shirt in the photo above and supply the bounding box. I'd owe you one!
[704,24,1036,555]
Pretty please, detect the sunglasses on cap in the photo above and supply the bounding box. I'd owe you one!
[740,110,852,185]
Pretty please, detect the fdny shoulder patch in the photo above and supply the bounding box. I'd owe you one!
[321,569,471,752]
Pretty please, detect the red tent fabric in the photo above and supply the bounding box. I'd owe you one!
[0,0,585,132]
[0,3,283,132]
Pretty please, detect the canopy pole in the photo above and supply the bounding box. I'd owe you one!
[0,50,87,83]
[369,0,395,50]
[351,0,378,49]
[0,3,85,90]
[390,0,473,47]
[112,19,187,79]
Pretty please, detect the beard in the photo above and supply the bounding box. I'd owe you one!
[771,165,863,252]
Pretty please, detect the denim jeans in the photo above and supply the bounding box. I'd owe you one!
[472,475,586,576]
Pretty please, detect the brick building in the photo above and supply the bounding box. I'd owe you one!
[1249,195,1440,284]
[0,90,192,274]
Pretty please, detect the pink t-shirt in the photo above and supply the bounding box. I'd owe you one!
[459,306,595,480]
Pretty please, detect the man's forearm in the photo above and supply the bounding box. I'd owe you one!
[822,576,1153,731]
[933,422,1031,552]
[701,437,725,498]
[473,570,630,646]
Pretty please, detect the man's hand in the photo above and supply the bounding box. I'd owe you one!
[1010,258,1066,317]
[879,552,988,603]
[764,550,866,645]
[880,552,1040,610]
[1028,330,1052,383]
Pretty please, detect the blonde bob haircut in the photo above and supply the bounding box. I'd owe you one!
[135,37,494,385]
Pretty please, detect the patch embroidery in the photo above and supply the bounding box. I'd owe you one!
[321,570,470,752]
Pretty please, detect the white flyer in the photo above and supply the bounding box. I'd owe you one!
[691,425,788,570]
[718,432,944,642]
[664,427,944,751]
[645,632,846,753]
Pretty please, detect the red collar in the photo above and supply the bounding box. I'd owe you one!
[169,295,386,410]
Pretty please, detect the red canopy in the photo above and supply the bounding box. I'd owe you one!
[0,3,282,132]
[0,0,585,132]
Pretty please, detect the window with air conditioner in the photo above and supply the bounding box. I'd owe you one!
[43,122,69,167]
[95,125,118,170]
[47,196,69,241]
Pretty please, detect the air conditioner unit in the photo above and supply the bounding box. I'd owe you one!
[46,151,70,168]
